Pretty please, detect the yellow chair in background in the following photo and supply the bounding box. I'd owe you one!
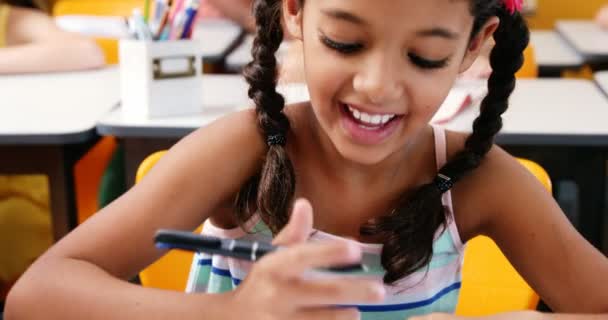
[136,151,203,291]
[516,45,539,79]
[52,0,144,64]
[456,158,550,315]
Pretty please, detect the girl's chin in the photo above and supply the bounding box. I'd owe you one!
[332,142,396,166]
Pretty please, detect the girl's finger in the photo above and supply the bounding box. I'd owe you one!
[273,198,314,246]
[291,307,361,320]
[259,240,362,278]
[283,277,385,306]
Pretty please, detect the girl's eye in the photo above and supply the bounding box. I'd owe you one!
[408,53,449,69]
[320,35,363,54]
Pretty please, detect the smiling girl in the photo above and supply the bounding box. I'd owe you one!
[5,0,608,320]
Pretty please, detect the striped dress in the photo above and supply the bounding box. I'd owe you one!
[186,126,465,319]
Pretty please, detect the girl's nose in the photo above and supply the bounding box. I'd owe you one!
[353,54,404,104]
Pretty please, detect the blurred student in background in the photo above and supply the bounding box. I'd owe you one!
[0,0,104,74]
[0,0,104,305]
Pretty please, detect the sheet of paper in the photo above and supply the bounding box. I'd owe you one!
[55,15,130,38]
[431,80,487,124]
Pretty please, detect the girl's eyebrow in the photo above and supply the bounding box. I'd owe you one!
[321,8,367,26]
[416,28,460,40]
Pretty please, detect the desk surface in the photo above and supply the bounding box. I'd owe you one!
[444,79,608,146]
[595,71,608,96]
[226,35,253,70]
[97,77,309,138]
[225,35,291,71]
[193,19,243,60]
[99,78,608,146]
[0,67,120,144]
[530,30,583,69]
[555,20,608,61]
[56,16,242,60]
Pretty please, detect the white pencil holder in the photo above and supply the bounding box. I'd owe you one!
[119,39,203,118]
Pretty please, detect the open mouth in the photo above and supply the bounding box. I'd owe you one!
[341,103,402,130]
[339,102,404,145]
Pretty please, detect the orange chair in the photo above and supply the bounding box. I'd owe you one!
[456,158,551,315]
[73,136,118,223]
[135,151,203,291]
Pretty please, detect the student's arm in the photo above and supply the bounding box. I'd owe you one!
[5,109,380,320]
[205,0,255,32]
[596,5,608,29]
[0,6,105,74]
[4,110,263,319]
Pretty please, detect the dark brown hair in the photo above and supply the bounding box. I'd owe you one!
[236,0,530,285]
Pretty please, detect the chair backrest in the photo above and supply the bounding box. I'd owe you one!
[135,150,202,291]
[456,158,551,315]
[515,45,539,79]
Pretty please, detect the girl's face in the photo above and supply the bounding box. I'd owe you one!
[283,0,496,165]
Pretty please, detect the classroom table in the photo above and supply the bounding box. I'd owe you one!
[225,35,291,72]
[0,67,121,240]
[530,30,584,77]
[595,71,608,96]
[56,16,245,69]
[444,78,608,253]
[225,35,253,72]
[192,19,246,67]
[97,76,309,186]
[98,78,608,254]
[555,20,608,69]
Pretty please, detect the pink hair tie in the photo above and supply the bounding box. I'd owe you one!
[503,0,523,14]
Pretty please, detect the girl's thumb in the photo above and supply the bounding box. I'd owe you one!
[272,198,313,246]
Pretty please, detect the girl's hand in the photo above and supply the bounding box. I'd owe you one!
[225,198,386,320]
[409,310,541,320]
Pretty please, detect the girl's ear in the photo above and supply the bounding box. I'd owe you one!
[459,16,500,73]
[282,0,304,40]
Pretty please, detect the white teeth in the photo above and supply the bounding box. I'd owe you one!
[347,105,396,126]
[361,113,371,123]
[371,115,382,125]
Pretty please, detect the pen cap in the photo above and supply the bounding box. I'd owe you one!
[119,39,204,118]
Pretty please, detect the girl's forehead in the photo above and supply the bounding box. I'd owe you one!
[307,0,474,32]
